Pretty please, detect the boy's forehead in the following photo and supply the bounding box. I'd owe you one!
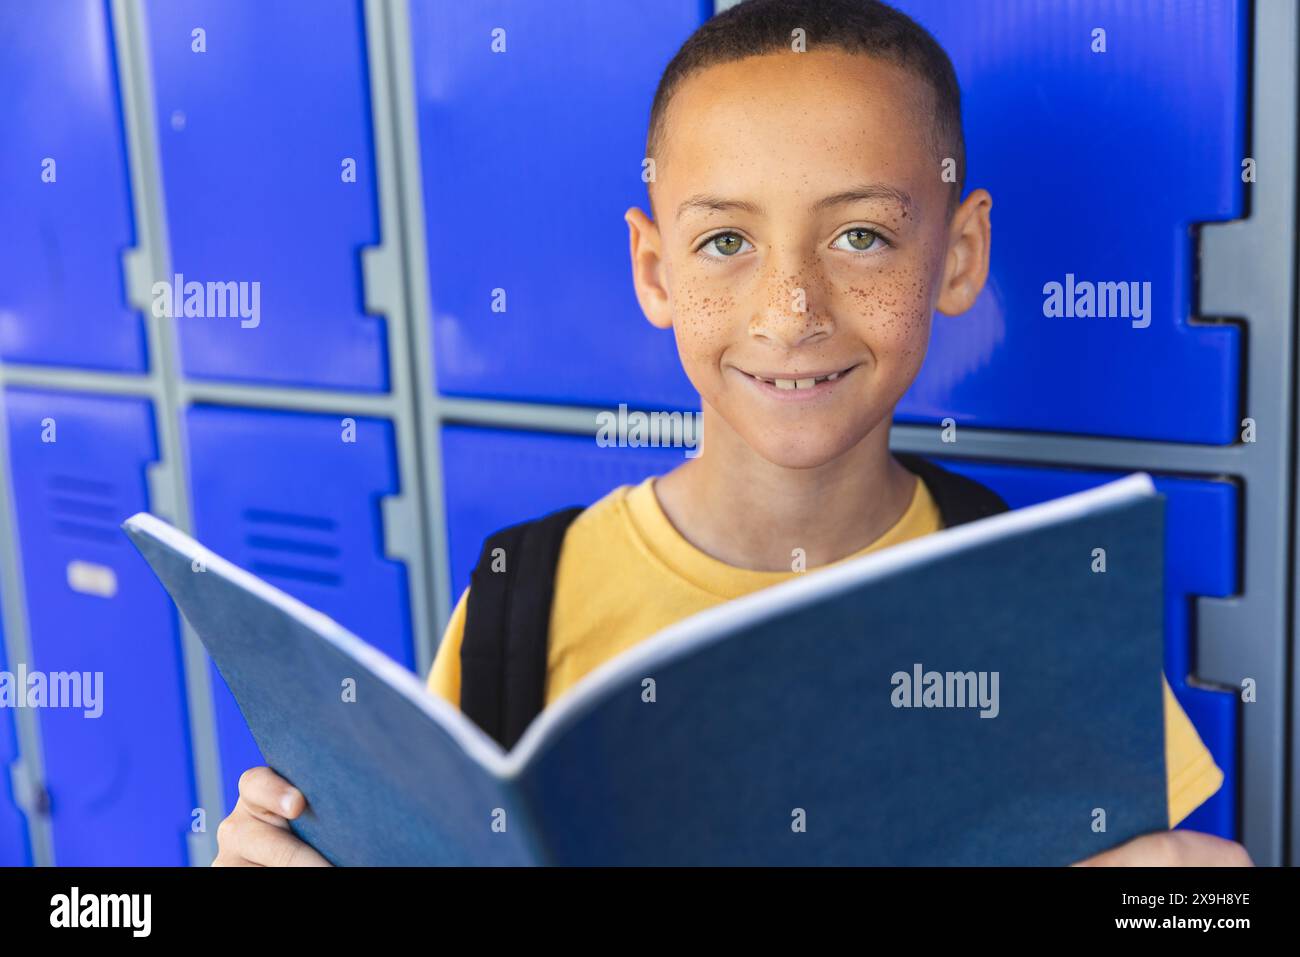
[653,49,940,222]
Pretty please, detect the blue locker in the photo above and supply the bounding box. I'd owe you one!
[892,0,1244,443]
[187,406,413,811]
[941,459,1238,838]
[0,0,146,371]
[440,426,686,602]
[146,0,387,390]
[411,0,705,409]
[3,389,196,865]
[0,612,32,866]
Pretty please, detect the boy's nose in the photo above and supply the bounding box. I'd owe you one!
[748,276,834,348]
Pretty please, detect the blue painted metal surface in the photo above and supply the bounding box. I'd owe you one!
[187,406,413,811]
[893,0,1245,443]
[411,0,705,409]
[4,389,196,864]
[0,0,146,371]
[146,0,387,390]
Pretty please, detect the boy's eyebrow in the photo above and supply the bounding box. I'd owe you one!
[676,182,914,221]
[813,183,915,214]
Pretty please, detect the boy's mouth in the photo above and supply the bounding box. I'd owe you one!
[737,363,859,392]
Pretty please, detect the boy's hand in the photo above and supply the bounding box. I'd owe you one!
[1072,830,1252,867]
[213,767,332,867]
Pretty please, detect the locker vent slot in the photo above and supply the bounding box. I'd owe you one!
[47,475,122,545]
[243,508,342,587]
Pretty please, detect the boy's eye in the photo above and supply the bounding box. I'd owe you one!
[697,232,752,259]
[696,228,889,260]
[833,227,888,253]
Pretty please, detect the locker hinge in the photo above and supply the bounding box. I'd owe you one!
[9,760,49,818]
[361,244,401,318]
[1194,595,1251,690]
[121,245,154,314]
[380,495,419,566]
[145,461,179,525]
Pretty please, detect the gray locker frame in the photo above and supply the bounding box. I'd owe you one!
[0,0,440,865]
[0,0,1291,867]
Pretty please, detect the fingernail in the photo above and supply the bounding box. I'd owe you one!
[280,792,296,816]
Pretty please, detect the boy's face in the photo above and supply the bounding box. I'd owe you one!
[627,49,990,470]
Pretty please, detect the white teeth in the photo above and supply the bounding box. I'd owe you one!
[754,368,849,389]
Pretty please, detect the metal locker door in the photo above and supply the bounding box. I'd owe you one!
[4,389,196,865]
[187,405,414,810]
[412,0,708,408]
[0,0,147,371]
[892,0,1245,443]
[146,0,386,390]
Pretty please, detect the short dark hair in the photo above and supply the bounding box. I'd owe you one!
[646,0,964,210]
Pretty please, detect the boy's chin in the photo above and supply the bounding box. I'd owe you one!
[744,430,868,471]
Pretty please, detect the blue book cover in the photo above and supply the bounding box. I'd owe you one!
[124,473,1167,866]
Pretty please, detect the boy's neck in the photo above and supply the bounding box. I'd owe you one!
[653,405,917,573]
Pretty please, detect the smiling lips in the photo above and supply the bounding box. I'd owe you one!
[738,364,858,391]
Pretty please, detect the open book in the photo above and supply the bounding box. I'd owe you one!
[124,472,1168,866]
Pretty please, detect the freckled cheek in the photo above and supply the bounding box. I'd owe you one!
[840,273,934,365]
[669,288,738,369]
[861,304,931,354]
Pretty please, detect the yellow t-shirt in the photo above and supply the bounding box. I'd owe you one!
[429,473,1224,828]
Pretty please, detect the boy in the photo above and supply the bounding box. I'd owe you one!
[214,0,1249,867]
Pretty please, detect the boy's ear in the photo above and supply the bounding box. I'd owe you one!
[625,207,674,330]
[934,188,992,316]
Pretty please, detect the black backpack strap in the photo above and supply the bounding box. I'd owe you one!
[894,452,1009,528]
[460,505,584,750]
